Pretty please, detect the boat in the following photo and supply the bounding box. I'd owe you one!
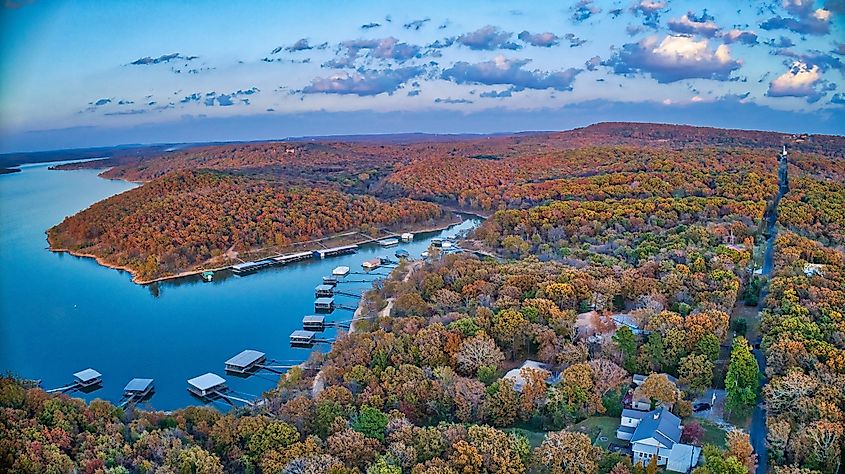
[400,232,414,242]
[202,271,214,282]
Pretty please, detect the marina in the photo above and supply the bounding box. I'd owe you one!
[0,161,482,410]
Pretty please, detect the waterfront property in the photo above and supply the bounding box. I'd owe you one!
[315,284,334,297]
[378,238,399,247]
[123,378,154,398]
[187,373,227,398]
[224,350,267,374]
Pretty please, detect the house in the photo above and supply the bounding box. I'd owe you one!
[631,373,679,411]
[502,360,556,392]
[612,313,647,335]
[616,407,701,473]
[803,263,825,277]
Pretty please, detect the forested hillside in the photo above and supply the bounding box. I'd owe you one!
[48,171,444,281]
[15,122,845,473]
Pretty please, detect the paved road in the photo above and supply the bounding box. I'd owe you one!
[749,150,789,474]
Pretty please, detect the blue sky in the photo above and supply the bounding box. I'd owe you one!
[1,0,844,152]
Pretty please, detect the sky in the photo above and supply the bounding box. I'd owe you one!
[1,0,844,152]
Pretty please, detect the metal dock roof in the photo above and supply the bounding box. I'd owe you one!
[225,349,266,368]
[315,284,334,292]
[124,378,154,392]
[332,266,350,275]
[187,373,226,390]
[303,314,325,323]
[73,368,101,383]
[315,297,334,305]
[290,329,316,339]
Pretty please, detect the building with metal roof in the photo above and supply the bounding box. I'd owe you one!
[73,368,102,387]
[225,350,266,373]
[187,373,226,397]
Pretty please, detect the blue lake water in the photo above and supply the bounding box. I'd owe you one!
[0,162,480,410]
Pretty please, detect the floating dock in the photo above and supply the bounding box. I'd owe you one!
[315,284,335,297]
[315,297,335,312]
[119,378,154,407]
[303,314,326,331]
[74,368,102,388]
[332,266,350,276]
[272,251,313,265]
[401,232,414,242]
[187,373,227,398]
[46,368,103,394]
[231,259,275,274]
[378,238,399,247]
[322,275,338,285]
[290,329,317,347]
[225,350,267,374]
[314,245,357,259]
[362,258,381,270]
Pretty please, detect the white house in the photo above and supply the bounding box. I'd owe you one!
[502,360,553,392]
[616,407,701,473]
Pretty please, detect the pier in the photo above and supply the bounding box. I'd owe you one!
[332,266,350,276]
[231,259,275,274]
[186,372,254,406]
[378,238,399,247]
[313,245,358,259]
[46,368,103,394]
[225,350,267,374]
[119,378,154,407]
[289,329,334,348]
[315,284,335,297]
[315,297,335,312]
[272,251,312,264]
[302,314,351,331]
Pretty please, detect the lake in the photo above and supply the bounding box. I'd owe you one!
[0,162,480,410]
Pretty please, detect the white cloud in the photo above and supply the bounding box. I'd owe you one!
[767,61,822,99]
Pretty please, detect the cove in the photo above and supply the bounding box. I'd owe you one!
[0,162,481,410]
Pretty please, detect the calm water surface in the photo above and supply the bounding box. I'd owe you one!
[0,162,480,409]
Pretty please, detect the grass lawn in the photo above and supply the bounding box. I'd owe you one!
[695,418,728,448]
[506,428,546,448]
[570,416,626,448]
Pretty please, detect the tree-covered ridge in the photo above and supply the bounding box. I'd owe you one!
[47,170,445,281]
[383,147,784,211]
[778,176,845,248]
[761,233,845,473]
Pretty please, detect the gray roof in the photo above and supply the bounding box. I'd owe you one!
[225,349,265,367]
[315,297,334,305]
[631,407,682,447]
[315,284,334,291]
[617,425,636,434]
[187,373,226,390]
[303,315,325,323]
[73,368,101,382]
[290,330,316,339]
[622,408,647,419]
[667,444,702,472]
[124,378,153,392]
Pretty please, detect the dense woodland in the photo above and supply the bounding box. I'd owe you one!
[14,123,845,473]
[48,171,444,280]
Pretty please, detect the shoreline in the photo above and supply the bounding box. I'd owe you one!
[47,213,471,286]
